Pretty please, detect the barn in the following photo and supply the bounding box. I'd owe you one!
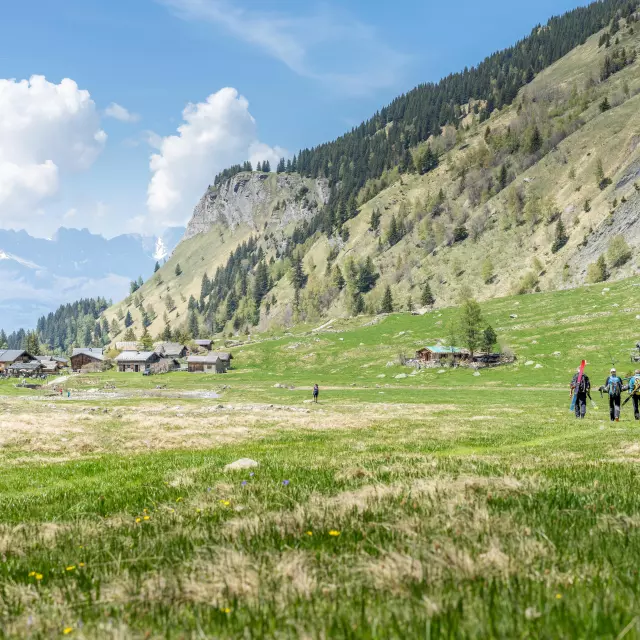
[0,350,35,373]
[115,341,140,352]
[154,342,188,359]
[187,354,226,374]
[210,352,233,370]
[70,348,105,372]
[194,339,213,351]
[7,361,44,377]
[115,351,162,373]
[35,355,68,373]
[415,346,470,365]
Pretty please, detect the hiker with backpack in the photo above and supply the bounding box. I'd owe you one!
[601,368,623,422]
[570,367,590,419]
[312,383,319,404]
[625,369,640,420]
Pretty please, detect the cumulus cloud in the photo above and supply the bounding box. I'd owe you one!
[0,75,106,229]
[146,87,285,229]
[161,0,409,96]
[105,102,140,123]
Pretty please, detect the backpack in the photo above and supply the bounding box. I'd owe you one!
[608,376,622,396]
[578,374,589,394]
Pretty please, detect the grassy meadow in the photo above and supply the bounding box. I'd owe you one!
[3,278,640,637]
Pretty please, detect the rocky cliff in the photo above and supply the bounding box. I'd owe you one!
[183,172,330,241]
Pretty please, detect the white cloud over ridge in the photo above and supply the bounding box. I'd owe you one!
[0,75,106,229]
[105,102,140,123]
[146,87,285,230]
[161,0,409,96]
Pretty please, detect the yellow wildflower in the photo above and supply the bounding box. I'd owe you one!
[28,571,36,577]
[35,573,43,581]
[220,500,230,507]
[143,516,150,521]
[135,517,141,523]
[329,530,341,537]
[556,593,563,599]
[63,627,74,635]
[176,497,183,502]
[66,566,76,572]
[79,563,85,568]
[306,531,313,536]
[220,607,231,614]
[195,508,202,513]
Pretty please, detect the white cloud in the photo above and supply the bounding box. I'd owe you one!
[249,142,287,170]
[105,102,140,123]
[0,75,106,229]
[146,87,285,230]
[161,0,409,96]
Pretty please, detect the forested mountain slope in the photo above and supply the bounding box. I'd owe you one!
[102,1,640,345]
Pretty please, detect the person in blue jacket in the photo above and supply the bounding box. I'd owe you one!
[626,369,640,421]
[601,368,623,422]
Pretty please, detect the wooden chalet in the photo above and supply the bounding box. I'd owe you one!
[7,361,44,377]
[194,339,213,351]
[71,348,105,372]
[415,346,470,364]
[34,355,68,373]
[153,342,188,358]
[187,354,226,374]
[0,349,34,373]
[114,351,163,373]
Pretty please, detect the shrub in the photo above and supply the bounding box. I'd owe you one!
[607,235,632,268]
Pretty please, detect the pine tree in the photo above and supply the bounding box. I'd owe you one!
[290,253,307,291]
[380,286,394,314]
[498,164,508,191]
[458,298,484,357]
[253,261,269,305]
[161,322,173,341]
[124,310,133,328]
[110,319,121,337]
[24,330,40,355]
[165,295,176,312]
[140,326,154,351]
[369,208,382,233]
[551,219,569,253]
[387,214,400,246]
[175,263,183,277]
[277,158,286,173]
[332,265,345,290]
[526,125,543,154]
[122,327,137,342]
[407,296,414,312]
[599,96,611,112]
[154,261,160,273]
[421,282,435,307]
[482,326,498,354]
[357,256,378,293]
[262,160,271,172]
[256,161,262,172]
[0,329,7,349]
[352,292,365,316]
[187,310,199,338]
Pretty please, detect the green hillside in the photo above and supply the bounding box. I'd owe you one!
[102,3,640,347]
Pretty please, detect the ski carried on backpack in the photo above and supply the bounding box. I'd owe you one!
[570,360,586,412]
[623,378,640,406]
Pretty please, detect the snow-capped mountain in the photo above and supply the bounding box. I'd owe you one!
[0,226,184,332]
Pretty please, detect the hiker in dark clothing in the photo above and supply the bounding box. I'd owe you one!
[625,369,640,420]
[601,368,623,422]
[313,384,319,403]
[570,367,590,419]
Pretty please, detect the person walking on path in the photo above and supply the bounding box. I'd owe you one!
[570,367,590,419]
[312,383,319,404]
[602,368,623,422]
[626,369,640,421]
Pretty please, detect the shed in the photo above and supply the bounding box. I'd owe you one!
[35,355,68,372]
[0,350,35,372]
[415,346,470,364]
[210,352,233,370]
[70,348,105,372]
[187,354,226,374]
[153,342,188,358]
[115,351,162,373]
[194,339,213,351]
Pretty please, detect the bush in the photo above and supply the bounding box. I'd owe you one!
[607,235,632,268]
[587,255,608,283]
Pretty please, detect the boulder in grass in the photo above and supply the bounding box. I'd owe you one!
[395,374,408,380]
[524,361,534,366]
[224,458,259,472]
[534,364,543,369]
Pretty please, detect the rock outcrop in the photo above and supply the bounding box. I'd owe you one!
[183,172,330,241]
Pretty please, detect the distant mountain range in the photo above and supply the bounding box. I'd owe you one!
[0,226,184,332]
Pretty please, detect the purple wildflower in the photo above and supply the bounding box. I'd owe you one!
[241,481,247,487]
[282,480,290,486]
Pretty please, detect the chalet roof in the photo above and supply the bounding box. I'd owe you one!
[114,351,158,363]
[194,339,213,346]
[71,348,105,361]
[115,341,140,351]
[187,354,221,364]
[154,342,187,356]
[211,351,233,361]
[34,355,68,363]
[0,349,31,363]
[8,361,43,371]
[418,346,468,355]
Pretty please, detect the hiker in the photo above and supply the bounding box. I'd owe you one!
[570,367,590,419]
[313,383,319,404]
[626,369,640,420]
[601,368,623,422]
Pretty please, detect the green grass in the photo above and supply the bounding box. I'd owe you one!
[3,278,640,638]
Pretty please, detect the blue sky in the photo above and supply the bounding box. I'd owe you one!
[0,0,589,238]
